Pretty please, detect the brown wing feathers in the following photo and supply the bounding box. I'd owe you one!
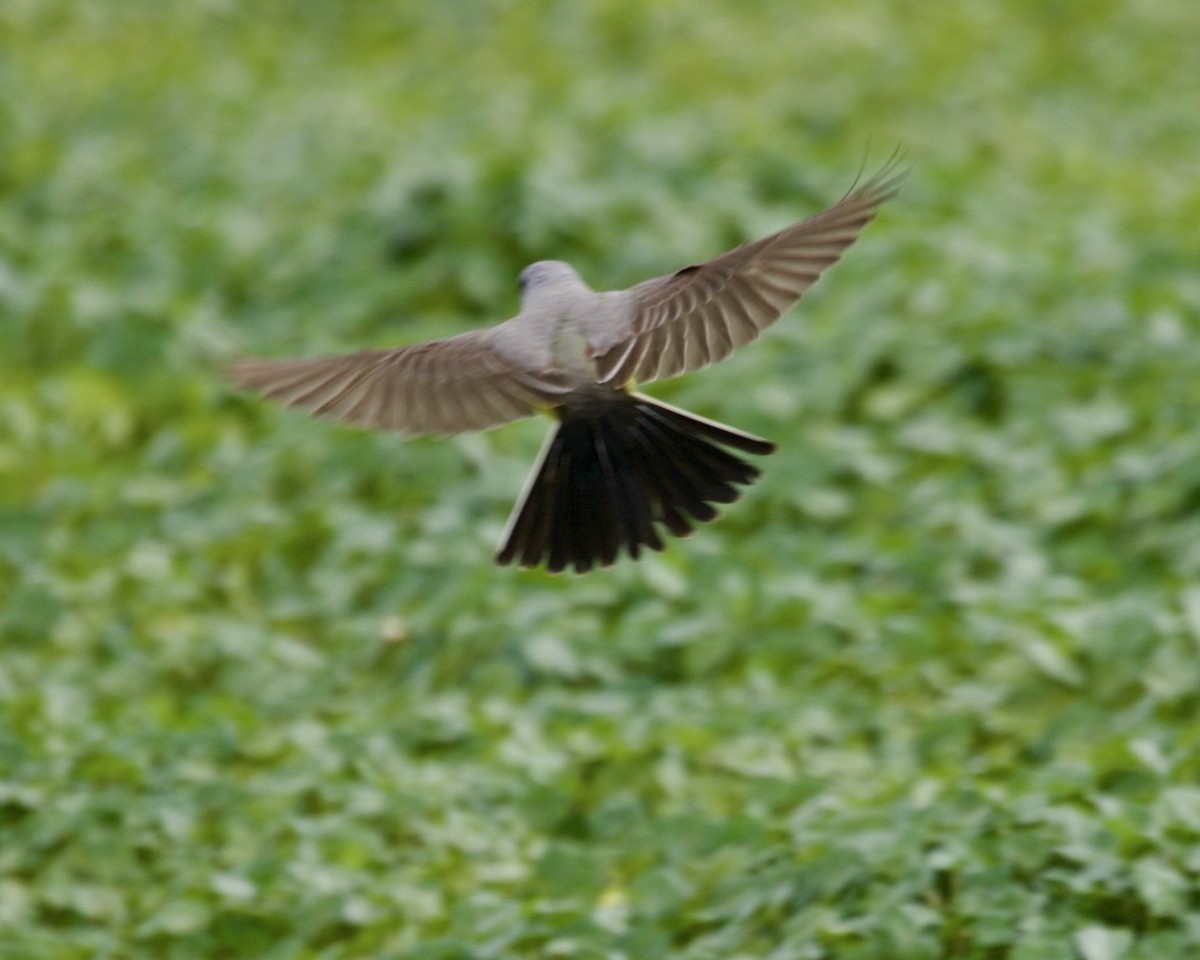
[231,332,566,437]
[597,160,903,387]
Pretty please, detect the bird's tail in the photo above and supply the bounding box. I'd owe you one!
[495,392,776,573]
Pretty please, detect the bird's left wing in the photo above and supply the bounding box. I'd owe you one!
[232,326,571,437]
[594,159,904,388]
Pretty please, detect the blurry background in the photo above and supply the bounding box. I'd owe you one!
[3,0,1200,956]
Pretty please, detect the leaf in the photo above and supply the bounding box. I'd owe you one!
[1022,637,1084,687]
[1074,925,1133,960]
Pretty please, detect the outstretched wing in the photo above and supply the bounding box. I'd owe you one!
[232,327,572,437]
[595,159,904,387]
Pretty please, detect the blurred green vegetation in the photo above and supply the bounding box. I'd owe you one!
[3,0,1200,956]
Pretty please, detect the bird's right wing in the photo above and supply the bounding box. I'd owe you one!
[594,159,904,387]
[232,326,572,436]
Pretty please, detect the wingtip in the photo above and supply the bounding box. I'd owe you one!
[227,355,307,394]
[226,356,267,391]
[851,145,909,207]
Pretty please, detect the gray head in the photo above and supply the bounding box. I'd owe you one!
[517,260,587,303]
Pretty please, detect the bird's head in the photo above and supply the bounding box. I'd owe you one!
[517,260,587,304]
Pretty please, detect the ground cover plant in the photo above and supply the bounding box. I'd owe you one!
[3,0,1200,956]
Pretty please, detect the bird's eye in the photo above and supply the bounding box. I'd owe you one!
[518,275,529,292]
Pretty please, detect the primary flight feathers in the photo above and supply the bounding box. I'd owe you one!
[233,160,903,572]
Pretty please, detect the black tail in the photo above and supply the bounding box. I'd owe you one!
[495,392,776,573]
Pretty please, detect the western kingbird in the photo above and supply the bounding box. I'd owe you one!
[233,161,902,573]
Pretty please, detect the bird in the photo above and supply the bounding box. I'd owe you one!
[232,159,903,573]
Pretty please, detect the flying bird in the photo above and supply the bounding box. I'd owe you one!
[233,160,903,573]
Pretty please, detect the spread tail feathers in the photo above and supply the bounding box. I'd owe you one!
[495,392,776,573]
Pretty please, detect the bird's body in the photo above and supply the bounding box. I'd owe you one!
[233,161,903,572]
[512,261,619,381]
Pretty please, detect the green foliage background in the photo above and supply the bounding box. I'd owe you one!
[4,0,1200,956]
